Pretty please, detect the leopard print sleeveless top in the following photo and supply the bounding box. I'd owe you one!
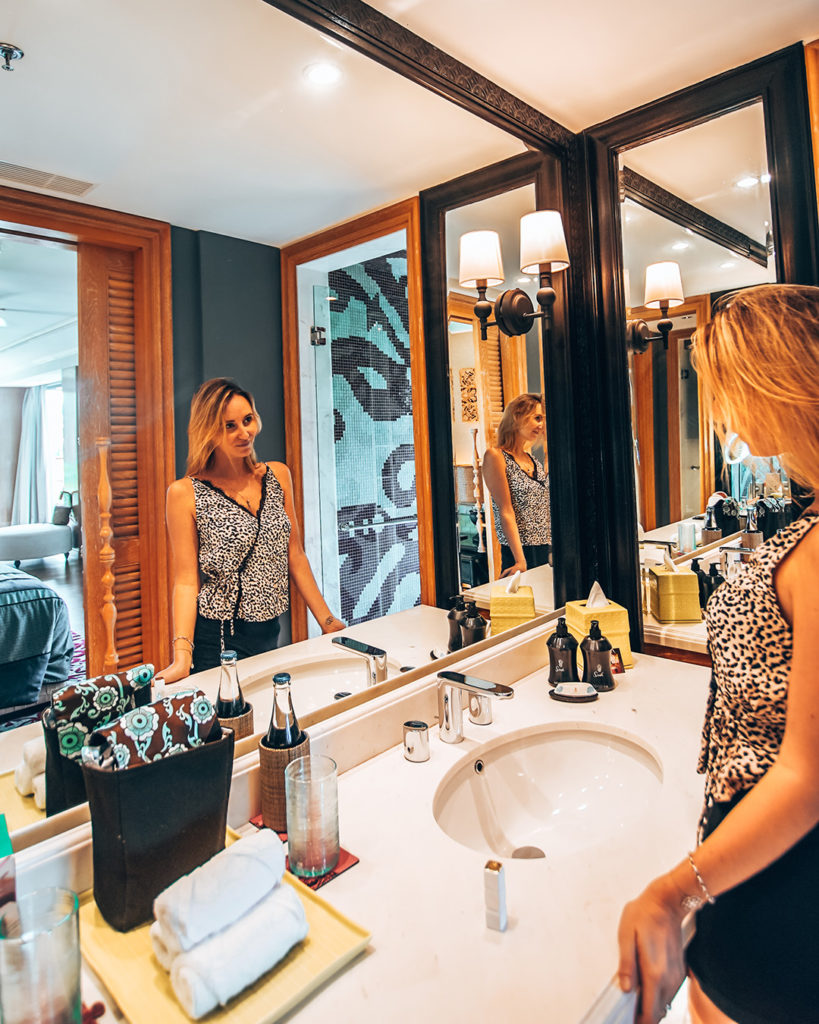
[699,511,819,813]
[191,466,291,623]
[492,450,551,546]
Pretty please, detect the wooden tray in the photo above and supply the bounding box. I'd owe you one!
[79,873,371,1024]
[0,769,45,832]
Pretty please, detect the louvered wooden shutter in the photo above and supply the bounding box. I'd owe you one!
[78,246,145,675]
[479,325,505,449]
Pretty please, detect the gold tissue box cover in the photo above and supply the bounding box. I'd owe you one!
[565,598,633,668]
[490,584,536,634]
[648,566,702,623]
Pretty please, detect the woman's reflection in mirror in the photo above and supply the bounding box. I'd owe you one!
[481,393,551,579]
[157,378,344,683]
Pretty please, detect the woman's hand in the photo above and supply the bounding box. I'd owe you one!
[154,655,192,686]
[500,561,526,579]
[617,874,687,1024]
[321,616,346,634]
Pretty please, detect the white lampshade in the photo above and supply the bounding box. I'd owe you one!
[519,211,570,274]
[644,261,684,308]
[458,230,504,288]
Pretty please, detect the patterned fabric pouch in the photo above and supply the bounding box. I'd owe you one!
[41,664,155,817]
[81,690,219,770]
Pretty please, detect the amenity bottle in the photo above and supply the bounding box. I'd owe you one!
[580,621,615,692]
[460,601,487,647]
[701,506,722,546]
[546,617,579,686]
[447,595,469,652]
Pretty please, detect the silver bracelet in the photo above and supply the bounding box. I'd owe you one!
[687,851,716,906]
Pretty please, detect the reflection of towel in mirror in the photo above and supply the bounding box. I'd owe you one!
[168,883,308,1019]
[13,736,47,796]
[153,830,286,954]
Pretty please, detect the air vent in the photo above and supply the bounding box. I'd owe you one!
[0,161,94,197]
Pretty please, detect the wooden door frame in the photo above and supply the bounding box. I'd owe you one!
[0,185,175,674]
[280,197,433,641]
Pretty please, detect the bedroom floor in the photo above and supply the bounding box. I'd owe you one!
[17,552,85,637]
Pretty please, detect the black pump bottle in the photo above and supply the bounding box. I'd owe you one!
[460,601,487,647]
[580,621,616,692]
[447,595,468,652]
[546,617,579,686]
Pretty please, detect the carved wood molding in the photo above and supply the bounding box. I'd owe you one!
[96,437,119,673]
[263,0,574,153]
[621,166,767,267]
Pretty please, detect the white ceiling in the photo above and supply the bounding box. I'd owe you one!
[0,0,816,386]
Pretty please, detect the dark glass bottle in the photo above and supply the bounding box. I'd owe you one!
[580,621,615,692]
[690,558,710,609]
[546,617,579,686]
[460,601,487,647]
[264,672,305,748]
[705,563,726,603]
[447,595,468,653]
[215,650,246,718]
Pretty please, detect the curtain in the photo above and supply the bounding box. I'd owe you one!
[11,385,49,525]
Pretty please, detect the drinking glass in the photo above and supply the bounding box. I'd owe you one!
[0,887,81,1024]
[285,755,340,878]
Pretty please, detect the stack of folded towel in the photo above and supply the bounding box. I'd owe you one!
[13,736,47,810]
[150,830,308,1019]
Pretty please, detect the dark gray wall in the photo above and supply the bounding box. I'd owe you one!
[170,227,284,477]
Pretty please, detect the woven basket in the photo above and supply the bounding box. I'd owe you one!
[258,733,310,832]
[217,702,255,741]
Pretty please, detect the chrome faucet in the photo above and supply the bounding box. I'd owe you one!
[331,636,388,687]
[437,670,514,744]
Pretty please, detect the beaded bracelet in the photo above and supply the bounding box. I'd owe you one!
[172,635,194,652]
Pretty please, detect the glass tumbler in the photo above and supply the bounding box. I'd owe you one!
[0,887,81,1024]
[285,755,340,878]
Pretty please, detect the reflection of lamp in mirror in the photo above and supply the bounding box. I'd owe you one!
[643,260,684,349]
[458,230,504,341]
[458,211,570,342]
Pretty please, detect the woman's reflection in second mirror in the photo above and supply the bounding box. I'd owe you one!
[482,393,551,578]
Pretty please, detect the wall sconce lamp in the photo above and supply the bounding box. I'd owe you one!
[458,211,570,341]
[626,260,685,353]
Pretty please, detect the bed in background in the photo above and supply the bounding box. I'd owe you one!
[0,564,73,708]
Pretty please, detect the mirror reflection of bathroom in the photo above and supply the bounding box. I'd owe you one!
[0,228,87,722]
[296,229,425,635]
[444,184,551,597]
[619,101,779,545]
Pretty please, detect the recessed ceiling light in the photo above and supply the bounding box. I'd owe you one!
[760,173,771,184]
[0,316,6,327]
[720,261,737,270]
[516,276,533,284]
[736,176,758,189]
[671,242,689,251]
[303,62,342,86]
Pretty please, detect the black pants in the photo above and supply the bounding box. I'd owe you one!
[686,789,819,1023]
[500,543,551,573]
[192,615,281,673]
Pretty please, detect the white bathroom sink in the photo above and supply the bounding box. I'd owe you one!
[432,722,663,860]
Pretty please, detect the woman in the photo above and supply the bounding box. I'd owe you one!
[616,285,819,1024]
[158,378,344,682]
[482,392,551,578]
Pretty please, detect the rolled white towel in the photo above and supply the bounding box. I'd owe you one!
[150,920,176,972]
[32,772,46,810]
[154,830,286,954]
[170,883,308,1020]
[23,736,46,776]
[14,761,35,797]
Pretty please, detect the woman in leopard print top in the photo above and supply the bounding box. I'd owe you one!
[158,379,344,681]
[617,286,819,1024]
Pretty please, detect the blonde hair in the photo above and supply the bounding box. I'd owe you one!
[186,378,262,477]
[497,393,543,449]
[692,284,819,492]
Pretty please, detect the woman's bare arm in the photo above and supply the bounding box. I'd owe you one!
[482,447,526,577]
[157,478,200,683]
[617,523,819,1023]
[269,462,344,633]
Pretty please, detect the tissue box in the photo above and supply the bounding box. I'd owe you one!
[565,598,633,669]
[647,566,702,623]
[490,584,536,634]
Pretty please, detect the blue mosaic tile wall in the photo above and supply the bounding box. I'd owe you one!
[328,251,421,624]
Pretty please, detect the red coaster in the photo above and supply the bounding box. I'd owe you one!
[248,814,359,890]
